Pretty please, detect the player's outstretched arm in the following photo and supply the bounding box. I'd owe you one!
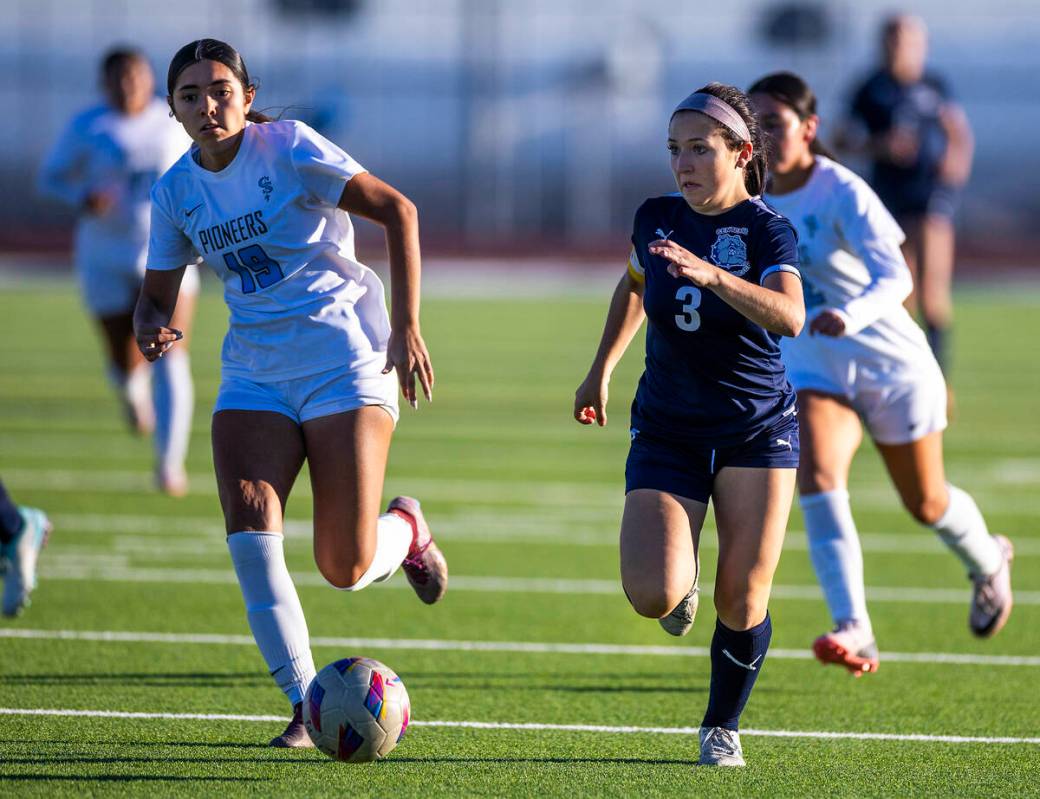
[339,172,432,410]
[574,271,645,427]
[134,267,186,362]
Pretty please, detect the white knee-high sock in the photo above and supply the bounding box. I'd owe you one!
[108,363,154,428]
[932,484,1003,577]
[332,513,413,592]
[152,350,194,474]
[228,532,316,706]
[801,489,871,632]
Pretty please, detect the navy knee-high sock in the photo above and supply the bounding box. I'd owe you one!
[0,480,24,545]
[702,613,772,731]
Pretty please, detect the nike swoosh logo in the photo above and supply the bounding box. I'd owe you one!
[185,203,204,217]
[722,649,762,671]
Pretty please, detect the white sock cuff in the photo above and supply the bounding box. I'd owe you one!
[228,530,284,562]
[326,513,412,592]
[799,488,850,509]
[932,483,963,531]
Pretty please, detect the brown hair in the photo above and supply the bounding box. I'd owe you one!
[167,39,272,123]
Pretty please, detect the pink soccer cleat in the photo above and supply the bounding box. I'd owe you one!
[812,621,880,678]
[387,496,448,605]
[970,535,1014,638]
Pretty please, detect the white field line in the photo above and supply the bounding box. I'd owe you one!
[3,627,1039,667]
[43,511,1040,556]
[0,707,1037,746]
[30,562,1040,606]
[5,467,1038,512]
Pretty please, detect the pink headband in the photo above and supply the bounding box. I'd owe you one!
[672,92,751,142]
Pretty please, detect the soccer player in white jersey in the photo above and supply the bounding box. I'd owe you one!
[134,39,448,747]
[39,47,198,496]
[749,72,1013,676]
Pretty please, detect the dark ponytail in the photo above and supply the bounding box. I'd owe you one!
[691,82,769,196]
[167,38,272,123]
[747,71,837,161]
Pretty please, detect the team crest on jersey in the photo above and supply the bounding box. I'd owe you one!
[709,227,750,276]
[258,176,273,202]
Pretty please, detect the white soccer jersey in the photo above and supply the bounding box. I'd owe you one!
[39,98,191,269]
[148,120,391,383]
[764,156,935,373]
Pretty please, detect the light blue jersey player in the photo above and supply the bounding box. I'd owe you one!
[133,39,448,748]
[575,83,805,768]
[38,47,198,495]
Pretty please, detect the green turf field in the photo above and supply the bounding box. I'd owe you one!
[1,279,1038,796]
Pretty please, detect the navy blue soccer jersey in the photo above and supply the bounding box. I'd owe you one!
[849,70,952,208]
[627,195,800,447]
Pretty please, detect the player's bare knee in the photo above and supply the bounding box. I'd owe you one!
[316,550,375,591]
[907,493,947,526]
[623,581,672,619]
[713,583,764,630]
[223,480,282,531]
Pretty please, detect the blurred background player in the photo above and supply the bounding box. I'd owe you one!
[38,46,198,496]
[0,478,51,618]
[841,14,973,379]
[574,84,804,767]
[751,71,1013,677]
[135,39,448,748]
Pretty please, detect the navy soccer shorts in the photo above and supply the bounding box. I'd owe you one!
[625,413,800,504]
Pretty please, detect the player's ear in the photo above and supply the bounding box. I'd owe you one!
[735,140,754,170]
[243,84,256,115]
[166,95,176,119]
[804,114,820,146]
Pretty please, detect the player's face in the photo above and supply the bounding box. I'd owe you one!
[751,93,811,175]
[884,17,927,82]
[668,111,748,211]
[170,60,254,146]
[104,58,154,115]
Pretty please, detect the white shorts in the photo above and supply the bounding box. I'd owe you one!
[214,362,399,425]
[78,259,200,317]
[782,332,947,445]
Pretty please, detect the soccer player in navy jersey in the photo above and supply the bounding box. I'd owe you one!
[842,15,973,378]
[574,83,804,767]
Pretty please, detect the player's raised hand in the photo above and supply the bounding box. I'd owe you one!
[574,372,608,427]
[383,324,434,410]
[649,239,720,288]
[809,309,847,337]
[135,326,183,361]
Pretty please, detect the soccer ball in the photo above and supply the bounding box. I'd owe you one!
[303,657,411,762]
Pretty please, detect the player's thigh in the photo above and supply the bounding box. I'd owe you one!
[302,406,395,573]
[211,409,306,533]
[619,489,708,618]
[899,216,924,314]
[796,390,862,495]
[875,430,948,525]
[919,214,955,322]
[712,467,796,629]
[96,311,145,372]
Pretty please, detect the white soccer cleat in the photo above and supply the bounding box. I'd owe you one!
[1,507,52,617]
[969,535,1014,638]
[698,726,745,767]
[812,620,879,677]
[659,585,699,637]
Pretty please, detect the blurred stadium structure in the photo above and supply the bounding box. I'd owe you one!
[2,0,1038,257]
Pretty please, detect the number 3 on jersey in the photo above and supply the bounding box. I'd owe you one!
[223,244,284,294]
[674,285,702,331]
